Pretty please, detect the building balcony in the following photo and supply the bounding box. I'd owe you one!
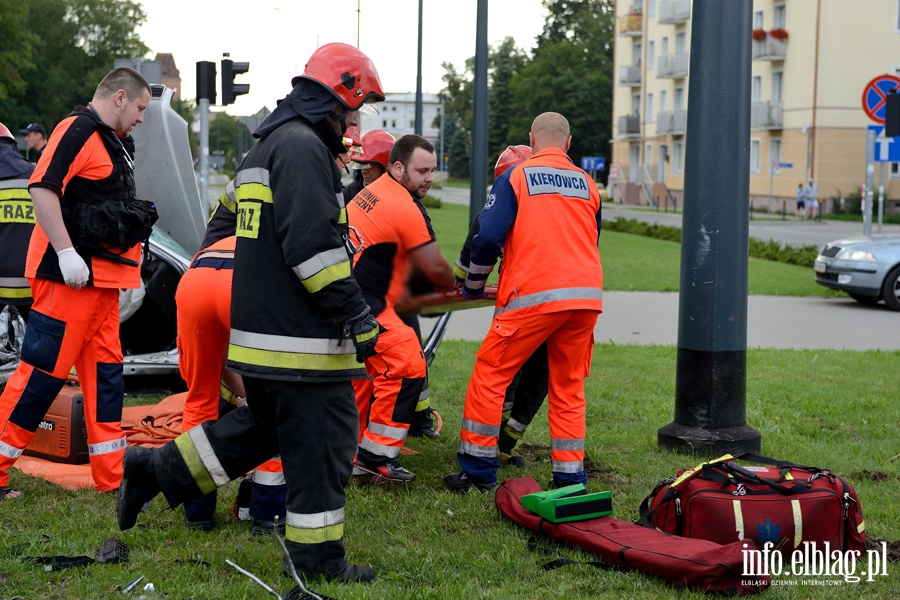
[657,52,689,78]
[618,65,642,86]
[658,0,691,24]
[618,13,643,36]
[617,115,641,136]
[751,101,783,129]
[656,109,686,135]
[752,37,786,60]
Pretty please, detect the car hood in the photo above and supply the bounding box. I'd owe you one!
[131,85,207,257]
[822,235,900,252]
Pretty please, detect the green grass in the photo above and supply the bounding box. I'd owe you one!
[429,203,839,297]
[2,343,898,599]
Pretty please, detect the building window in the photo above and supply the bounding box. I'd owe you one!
[768,138,781,174]
[391,119,397,128]
[382,119,388,128]
[632,93,641,117]
[648,0,656,17]
[750,139,760,174]
[754,10,763,29]
[646,92,654,122]
[674,87,684,110]
[771,71,783,103]
[647,40,655,69]
[633,42,642,66]
[773,4,785,28]
[410,119,415,129]
[672,142,684,174]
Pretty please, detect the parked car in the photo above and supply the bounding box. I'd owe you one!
[813,235,900,310]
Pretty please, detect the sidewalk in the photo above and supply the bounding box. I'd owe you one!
[420,291,900,352]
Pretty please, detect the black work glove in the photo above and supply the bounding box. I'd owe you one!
[344,307,379,363]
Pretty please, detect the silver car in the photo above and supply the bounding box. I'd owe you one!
[813,235,900,311]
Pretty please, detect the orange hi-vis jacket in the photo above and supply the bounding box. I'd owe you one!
[466,147,603,317]
[347,173,435,460]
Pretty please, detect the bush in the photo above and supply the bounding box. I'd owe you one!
[604,217,820,267]
[423,194,442,209]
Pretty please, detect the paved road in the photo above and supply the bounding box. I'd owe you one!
[428,186,900,249]
[423,186,900,351]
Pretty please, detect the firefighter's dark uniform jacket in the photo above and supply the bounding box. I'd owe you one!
[0,140,36,306]
[151,81,374,578]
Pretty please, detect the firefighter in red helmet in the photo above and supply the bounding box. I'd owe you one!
[119,43,385,586]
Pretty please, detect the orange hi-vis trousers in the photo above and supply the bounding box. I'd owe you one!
[354,308,426,462]
[457,309,598,486]
[176,254,233,431]
[0,279,126,491]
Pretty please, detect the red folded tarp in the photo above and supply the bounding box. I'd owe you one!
[495,476,769,596]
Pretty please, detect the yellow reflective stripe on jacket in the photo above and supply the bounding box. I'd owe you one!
[0,277,31,299]
[219,179,237,213]
[229,328,358,372]
[285,508,345,544]
[235,168,273,239]
[0,199,36,224]
[292,247,353,294]
[338,206,347,224]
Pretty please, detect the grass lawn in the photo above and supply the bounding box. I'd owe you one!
[0,202,891,599]
[2,344,898,599]
[428,203,838,297]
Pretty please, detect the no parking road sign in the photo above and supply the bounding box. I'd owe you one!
[862,74,900,123]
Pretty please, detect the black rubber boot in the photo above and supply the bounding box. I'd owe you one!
[116,446,161,531]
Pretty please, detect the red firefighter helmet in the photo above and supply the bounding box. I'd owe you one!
[494,145,532,179]
[292,43,385,111]
[0,123,13,140]
[352,129,394,167]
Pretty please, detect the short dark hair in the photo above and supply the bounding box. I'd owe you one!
[95,67,151,101]
[389,134,434,167]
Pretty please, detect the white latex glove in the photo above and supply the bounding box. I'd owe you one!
[57,247,90,289]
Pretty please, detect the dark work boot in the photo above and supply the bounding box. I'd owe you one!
[282,554,376,584]
[117,446,161,531]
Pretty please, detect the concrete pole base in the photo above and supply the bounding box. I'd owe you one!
[657,422,761,456]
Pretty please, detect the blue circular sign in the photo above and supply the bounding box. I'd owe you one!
[862,74,900,123]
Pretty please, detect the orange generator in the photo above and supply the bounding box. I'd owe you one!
[22,382,89,464]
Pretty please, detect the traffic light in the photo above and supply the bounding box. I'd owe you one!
[885,88,900,138]
[196,61,216,104]
[221,58,250,105]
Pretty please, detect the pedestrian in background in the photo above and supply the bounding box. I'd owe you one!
[20,123,48,162]
[445,112,603,493]
[0,68,152,498]
[796,182,806,219]
[805,179,819,220]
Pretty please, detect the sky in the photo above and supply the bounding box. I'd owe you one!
[136,0,549,116]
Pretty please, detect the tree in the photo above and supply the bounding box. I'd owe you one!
[0,0,38,102]
[209,112,251,174]
[519,0,615,168]
[0,0,148,133]
[488,37,528,169]
[436,0,615,180]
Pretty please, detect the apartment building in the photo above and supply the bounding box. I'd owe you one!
[611,0,900,213]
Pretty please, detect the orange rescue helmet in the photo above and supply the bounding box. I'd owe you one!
[494,145,532,179]
[292,43,385,111]
[352,129,394,167]
[0,123,13,141]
